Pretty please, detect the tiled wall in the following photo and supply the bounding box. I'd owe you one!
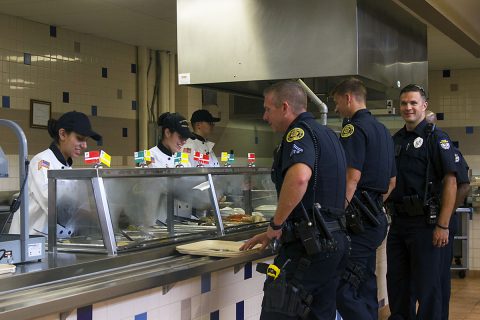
[0,12,139,191]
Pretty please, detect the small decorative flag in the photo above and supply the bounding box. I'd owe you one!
[193,151,201,162]
[201,153,210,165]
[181,152,189,164]
[84,151,100,164]
[221,152,229,162]
[99,151,111,167]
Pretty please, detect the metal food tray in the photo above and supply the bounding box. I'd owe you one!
[176,240,260,257]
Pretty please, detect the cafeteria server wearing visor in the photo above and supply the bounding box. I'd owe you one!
[182,109,220,167]
[148,112,196,168]
[9,111,102,236]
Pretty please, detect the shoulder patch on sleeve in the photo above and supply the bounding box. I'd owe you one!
[341,124,355,138]
[439,139,450,150]
[38,159,50,170]
[286,128,304,142]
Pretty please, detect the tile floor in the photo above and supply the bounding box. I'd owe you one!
[380,273,480,320]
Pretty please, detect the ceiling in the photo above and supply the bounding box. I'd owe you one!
[0,0,479,70]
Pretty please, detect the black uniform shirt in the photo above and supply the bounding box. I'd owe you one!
[454,148,470,185]
[340,109,396,195]
[389,119,457,203]
[271,112,347,220]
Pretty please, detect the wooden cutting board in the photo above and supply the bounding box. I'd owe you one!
[176,240,260,257]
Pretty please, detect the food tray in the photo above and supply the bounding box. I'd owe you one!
[176,240,260,257]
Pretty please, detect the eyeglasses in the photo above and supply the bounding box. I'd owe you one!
[400,84,427,98]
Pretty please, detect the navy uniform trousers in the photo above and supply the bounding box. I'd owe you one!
[260,231,349,320]
[336,214,388,320]
[387,216,444,320]
[440,213,459,320]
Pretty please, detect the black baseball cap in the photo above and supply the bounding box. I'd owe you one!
[57,111,102,141]
[190,109,220,124]
[158,112,196,139]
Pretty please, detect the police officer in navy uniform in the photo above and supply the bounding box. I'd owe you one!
[386,84,458,320]
[425,111,471,320]
[241,80,349,319]
[332,78,396,320]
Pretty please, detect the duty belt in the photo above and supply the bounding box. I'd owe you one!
[281,218,344,245]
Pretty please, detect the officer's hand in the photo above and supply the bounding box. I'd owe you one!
[240,232,270,251]
[433,226,449,247]
[266,225,282,241]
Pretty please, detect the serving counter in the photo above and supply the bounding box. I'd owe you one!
[0,167,277,320]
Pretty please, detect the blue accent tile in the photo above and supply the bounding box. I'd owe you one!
[135,312,147,320]
[97,139,103,146]
[102,67,108,78]
[244,262,252,279]
[63,92,69,103]
[466,126,474,134]
[436,112,444,120]
[50,25,57,37]
[132,100,137,110]
[77,305,93,320]
[201,273,211,293]
[2,96,10,108]
[91,105,97,116]
[122,128,128,137]
[236,301,244,320]
[442,69,450,78]
[210,310,219,320]
[131,63,137,73]
[453,141,459,148]
[24,52,31,65]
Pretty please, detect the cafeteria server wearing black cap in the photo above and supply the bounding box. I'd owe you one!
[182,109,221,167]
[149,112,196,168]
[9,111,102,236]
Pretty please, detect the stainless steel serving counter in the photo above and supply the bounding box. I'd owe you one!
[0,229,272,320]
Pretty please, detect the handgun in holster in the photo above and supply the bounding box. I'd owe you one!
[258,259,313,319]
[352,193,380,227]
[345,202,365,234]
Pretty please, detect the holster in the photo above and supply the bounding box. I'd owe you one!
[259,258,313,319]
[281,206,344,256]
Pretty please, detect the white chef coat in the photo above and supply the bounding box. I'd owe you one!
[182,134,219,167]
[148,144,192,168]
[9,145,72,235]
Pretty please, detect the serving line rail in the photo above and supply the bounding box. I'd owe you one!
[0,231,272,320]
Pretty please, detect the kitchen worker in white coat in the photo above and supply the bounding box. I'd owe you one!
[9,111,102,236]
[149,112,196,168]
[182,109,220,167]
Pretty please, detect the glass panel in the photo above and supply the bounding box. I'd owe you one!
[103,175,218,249]
[211,172,276,227]
[56,178,104,249]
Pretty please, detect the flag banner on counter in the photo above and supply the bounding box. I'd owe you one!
[84,151,100,164]
[193,152,201,162]
[247,153,255,163]
[221,152,228,162]
[134,150,151,164]
[99,151,111,167]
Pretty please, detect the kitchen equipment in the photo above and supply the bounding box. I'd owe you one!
[176,240,260,257]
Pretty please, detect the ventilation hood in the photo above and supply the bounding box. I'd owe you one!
[177,0,427,103]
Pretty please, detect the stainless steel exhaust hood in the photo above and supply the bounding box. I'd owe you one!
[177,0,427,101]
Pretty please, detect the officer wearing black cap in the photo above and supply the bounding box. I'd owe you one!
[9,111,102,236]
[241,80,349,319]
[149,112,196,168]
[425,110,471,320]
[332,78,396,320]
[386,84,458,320]
[182,109,220,167]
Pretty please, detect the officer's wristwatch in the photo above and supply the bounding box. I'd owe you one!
[269,217,283,230]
